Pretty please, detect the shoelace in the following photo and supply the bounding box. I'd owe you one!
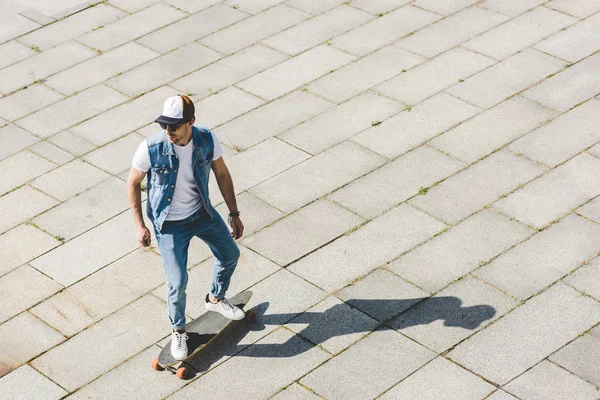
[174,332,188,350]
[220,298,233,311]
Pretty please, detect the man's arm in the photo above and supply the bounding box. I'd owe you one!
[212,157,244,239]
[127,167,152,247]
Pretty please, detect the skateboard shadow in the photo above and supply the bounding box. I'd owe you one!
[183,296,495,370]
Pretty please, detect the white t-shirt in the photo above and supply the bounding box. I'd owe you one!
[132,131,223,221]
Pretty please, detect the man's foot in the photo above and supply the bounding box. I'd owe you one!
[171,330,188,360]
[205,294,245,320]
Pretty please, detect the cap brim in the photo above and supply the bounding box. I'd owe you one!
[154,115,183,125]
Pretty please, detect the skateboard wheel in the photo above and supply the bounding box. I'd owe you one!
[151,358,164,371]
[176,367,188,379]
[245,310,256,324]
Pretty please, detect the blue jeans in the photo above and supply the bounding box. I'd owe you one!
[154,207,240,329]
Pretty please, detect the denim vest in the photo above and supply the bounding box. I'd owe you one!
[146,125,214,232]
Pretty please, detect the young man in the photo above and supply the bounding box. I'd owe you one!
[127,94,245,360]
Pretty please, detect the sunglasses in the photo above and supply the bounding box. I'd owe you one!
[159,121,186,131]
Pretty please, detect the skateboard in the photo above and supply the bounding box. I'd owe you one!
[151,290,256,379]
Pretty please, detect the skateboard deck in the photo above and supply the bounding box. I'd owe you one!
[152,290,254,378]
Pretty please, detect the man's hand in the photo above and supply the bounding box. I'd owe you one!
[230,216,244,240]
[137,225,152,247]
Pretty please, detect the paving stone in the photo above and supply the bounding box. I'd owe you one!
[31,295,169,391]
[47,130,96,156]
[331,5,441,56]
[337,268,428,322]
[504,360,599,400]
[0,14,40,45]
[16,84,129,138]
[285,0,345,15]
[0,150,56,196]
[448,282,600,385]
[217,90,333,150]
[237,45,355,101]
[446,49,566,109]
[392,276,519,352]
[465,7,576,60]
[0,185,58,235]
[201,4,309,55]
[76,3,186,52]
[301,328,436,400]
[0,312,64,377]
[137,4,246,54]
[0,364,67,400]
[487,391,520,400]
[535,13,600,63]
[352,93,481,159]
[413,0,479,15]
[45,42,160,96]
[279,91,403,155]
[244,200,363,266]
[0,124,39,160]
[70,86,174,146]
[220,137,310,194]
[429,96,558,164]
[83,132,145,175]
[0,264,62,323]
[0,84,63,122]
[350,0,411,14]
[194,86,264,128]
[577,195,600,223]
[480,0,546,16]
[391,209,534,293]
[152,245,283,320]
[510,100,600,167]
[375,47,495,106]
[169,327,330,400]
[0,41,97,95]
[546,0,600,18]
[0,224,60,277]
[493,153,600,229]
[164,0,221,13]
[271,383,321,399]
[550,328,600,387]
[396,6,508,58]
[30,159,110,201]
[67,345,187,400]
[263,5,373,55]
[28,141,74,165]
[19,4,126,51]
[215,192,284,236]
[476,214,600,300]
[31,249,163,337]
[251,141,385,213]
[32,177,130,240]
[106,43,221,98]
[223,0,286,14]
[408,150,546,225]
[329,145,464,219]
[171,45,288,100]
[380,357,496,400]
[0,40,36,70]
[286,295,379,355]
[309,45,424,104]
[289,204,446,292]
[30,211,140,287]
[522,55,600,112]
[109,0,162,12]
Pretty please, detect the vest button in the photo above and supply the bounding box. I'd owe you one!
[170,185,174,188]
[174,169,178,172]
[167,198,171,202]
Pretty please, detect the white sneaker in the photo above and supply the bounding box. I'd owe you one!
[171,330,188,361]
[205,295,245,320]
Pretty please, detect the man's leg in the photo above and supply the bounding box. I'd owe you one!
[194,209,241,302]
[155,221,193,330]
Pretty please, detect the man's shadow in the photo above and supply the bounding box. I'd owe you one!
[182,297,495,376]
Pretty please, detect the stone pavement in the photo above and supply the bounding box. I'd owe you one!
[1,0,600,398]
